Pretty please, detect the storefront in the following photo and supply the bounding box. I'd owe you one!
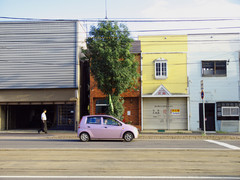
[0,89,79,131]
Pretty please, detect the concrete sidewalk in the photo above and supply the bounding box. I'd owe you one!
[0,130,240,140]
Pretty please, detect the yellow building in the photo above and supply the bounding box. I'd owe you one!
[139,35,189,130]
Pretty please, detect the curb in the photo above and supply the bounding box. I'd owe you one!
[44,133,240,140]
[1,131,240,140]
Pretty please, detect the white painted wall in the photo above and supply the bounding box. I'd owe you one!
[187,33,240,131]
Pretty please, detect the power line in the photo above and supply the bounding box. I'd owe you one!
[1,39,240,45]
[0,26,240,35]
[1,16,240,22]
[1,17,240,36]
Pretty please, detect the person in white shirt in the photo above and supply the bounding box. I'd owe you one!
[38,109,47,134]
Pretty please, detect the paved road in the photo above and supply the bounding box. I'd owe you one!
[0,148,240,179]
[0,136,240,179]
[0,133,240,179]
[0,137,240,150]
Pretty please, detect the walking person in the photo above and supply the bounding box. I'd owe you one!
[38,109,48,134]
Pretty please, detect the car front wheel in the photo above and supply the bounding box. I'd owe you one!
[123,132,134,142]
[80,132,90,142]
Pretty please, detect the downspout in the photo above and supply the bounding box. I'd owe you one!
[75,21,80,131]
[141,51,143,131]
[187,97,190,131]
[187,76,190,131]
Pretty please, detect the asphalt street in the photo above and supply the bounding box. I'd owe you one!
[0,133,239,179]
[0,138,240,150]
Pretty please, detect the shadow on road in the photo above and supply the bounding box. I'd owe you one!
[0,138,124,143]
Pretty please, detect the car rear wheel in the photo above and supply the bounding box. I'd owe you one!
[80,132,90,142]
[123,132,134,142]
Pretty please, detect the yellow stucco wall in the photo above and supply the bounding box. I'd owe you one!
[139,35,188,95]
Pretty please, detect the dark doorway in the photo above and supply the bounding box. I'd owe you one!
[6,105,56,130]
[199,103,216,131]
[80,60,90,118]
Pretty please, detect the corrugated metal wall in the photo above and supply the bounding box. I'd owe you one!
[0,21,78,89]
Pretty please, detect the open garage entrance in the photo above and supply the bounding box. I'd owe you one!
[3,104,75,130]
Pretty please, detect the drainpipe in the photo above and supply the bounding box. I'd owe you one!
[166,97,170,129]
[187,97,190,131]
[75,21,80,132]
[140,51,143,131]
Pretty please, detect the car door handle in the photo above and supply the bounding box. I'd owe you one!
[104,127,108,128]
[87,126,91,128]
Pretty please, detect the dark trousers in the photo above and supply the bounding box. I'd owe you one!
[38,121,47,133]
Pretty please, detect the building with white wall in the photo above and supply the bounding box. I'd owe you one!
[188,33,240,132]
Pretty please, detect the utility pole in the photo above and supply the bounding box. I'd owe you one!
[105,0,108,19]
[201,80,206,135]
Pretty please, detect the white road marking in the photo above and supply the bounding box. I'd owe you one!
[0,176,240,179]
[0,147,232,151]
[205,140,240,150]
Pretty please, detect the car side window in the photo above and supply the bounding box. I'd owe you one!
[103,117,121,126]
[87,117,101,125]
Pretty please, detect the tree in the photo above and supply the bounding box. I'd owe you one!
[83,21,139,120]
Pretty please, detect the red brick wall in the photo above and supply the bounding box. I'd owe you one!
[122,97,140,125]
[89,54,141,129]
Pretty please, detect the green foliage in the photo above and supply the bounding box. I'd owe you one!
[83,21,139,120]
[107,95,124,120]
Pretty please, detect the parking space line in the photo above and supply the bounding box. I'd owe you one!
[205,140,240,150]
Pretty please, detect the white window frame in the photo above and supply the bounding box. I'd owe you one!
[154,58,168,79]
[222,107,239,116]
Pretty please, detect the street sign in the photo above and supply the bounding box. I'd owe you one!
[201,90,204,99]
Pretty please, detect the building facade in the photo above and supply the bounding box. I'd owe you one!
[0,21,86,131]
[89,41,141,129]
[188,33,240,132]
[139,35,189,131]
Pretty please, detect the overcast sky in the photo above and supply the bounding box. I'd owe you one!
[1,0,240,38]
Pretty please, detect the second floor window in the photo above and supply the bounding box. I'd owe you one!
[155,59,168,79]
[202,61,227,77]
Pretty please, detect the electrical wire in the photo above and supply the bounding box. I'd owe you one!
[1,16,240,22]
[0,17,239,67]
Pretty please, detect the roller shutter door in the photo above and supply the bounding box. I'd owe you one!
[143,97,187,130]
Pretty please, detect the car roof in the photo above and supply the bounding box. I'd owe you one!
[83,115,114,118]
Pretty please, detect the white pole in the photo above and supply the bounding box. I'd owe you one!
[203,98,206,135]
[105,0,108,19]
[201,80,206,135]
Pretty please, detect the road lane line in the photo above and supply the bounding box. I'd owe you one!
[0,176,240,179]
[0,147,232,151]
[205,140,240,150]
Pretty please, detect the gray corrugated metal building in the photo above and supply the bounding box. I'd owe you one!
[0,21,86,131]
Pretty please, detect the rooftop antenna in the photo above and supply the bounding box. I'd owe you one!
[105,0,108,19]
